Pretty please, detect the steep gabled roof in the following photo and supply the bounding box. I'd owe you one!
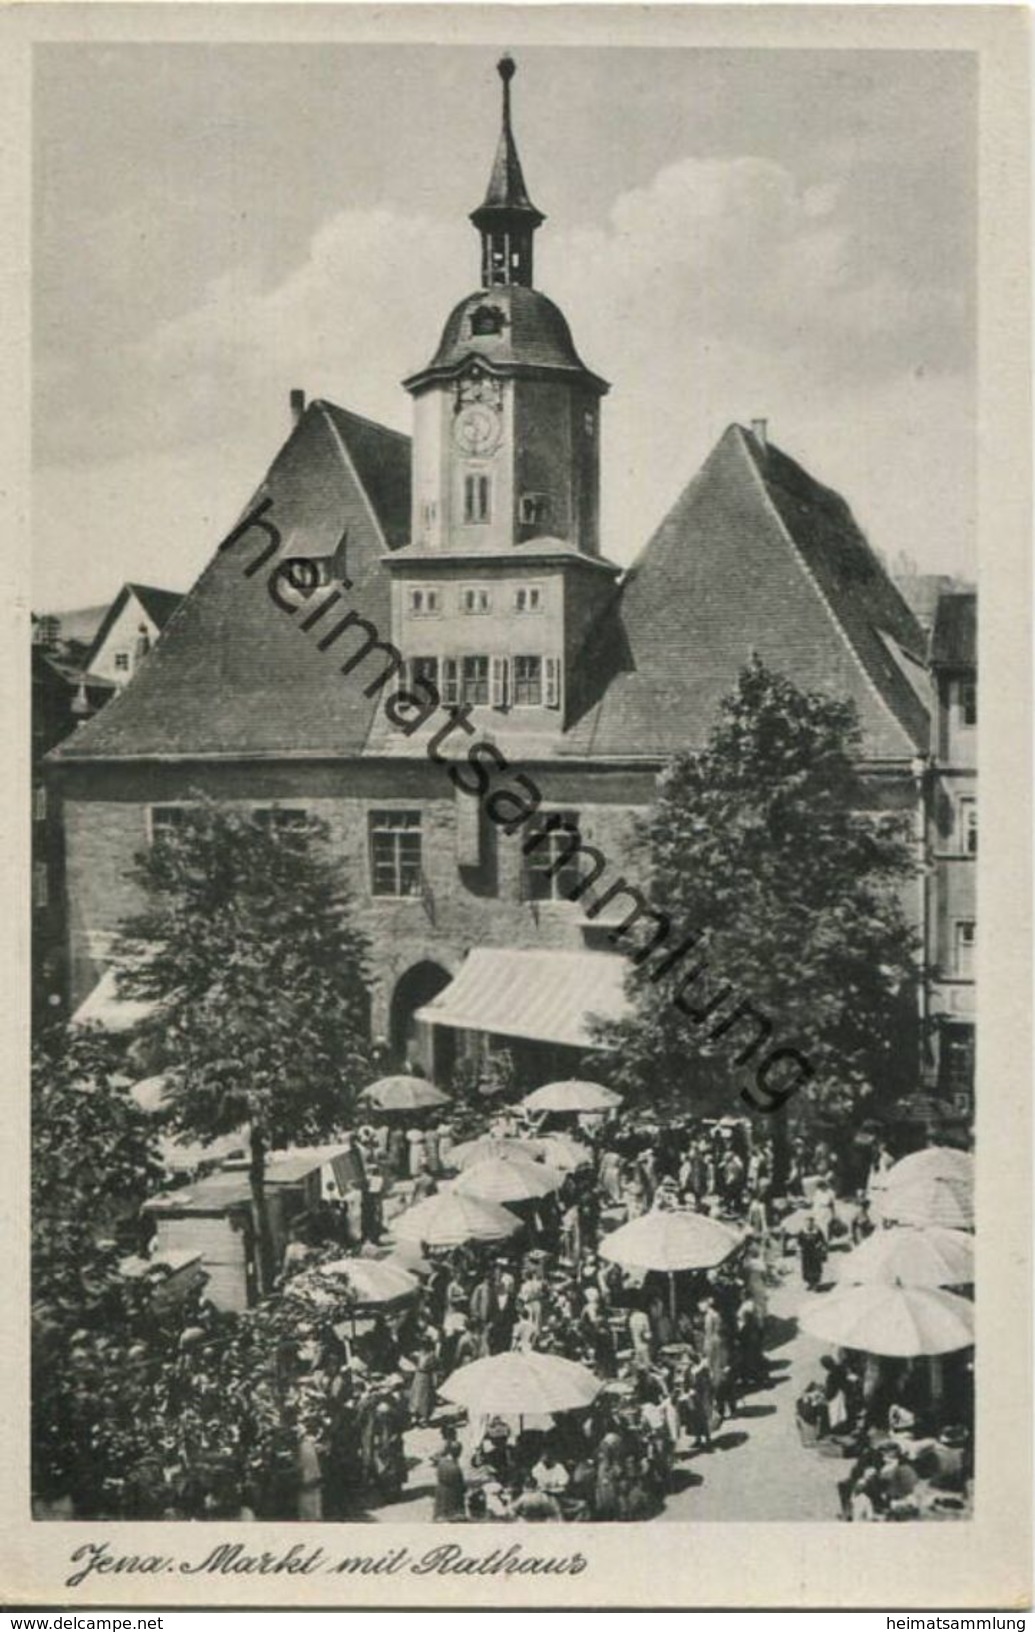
[53,401,411,761]
[563,424,930,762]
[84,582,183,671]
[930,591,977,668]
[127,583,183,630]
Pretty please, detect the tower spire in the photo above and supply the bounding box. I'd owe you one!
[470,55,545,289]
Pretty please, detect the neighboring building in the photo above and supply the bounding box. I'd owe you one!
[83,582,183,689]
[31,584,179,1015]
[52,59,938,1103]
[31,643,114,1018]
[894,570,974,640]
[924,591,977,1116]
[33,603,110,670]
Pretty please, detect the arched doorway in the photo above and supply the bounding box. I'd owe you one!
[389,961,454,1082]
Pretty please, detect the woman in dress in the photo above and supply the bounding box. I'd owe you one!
[409,1338,437,1427]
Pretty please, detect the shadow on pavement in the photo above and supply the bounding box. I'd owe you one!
[667,1466,705,1493]
[764,1313,799,1350]
[711,1430,749,1452]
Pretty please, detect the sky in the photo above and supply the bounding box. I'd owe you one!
[32,43,977,611]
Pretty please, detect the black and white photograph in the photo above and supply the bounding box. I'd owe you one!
[8,3,1030,1612]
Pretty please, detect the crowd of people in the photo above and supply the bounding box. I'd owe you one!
[35,1100,974,1525]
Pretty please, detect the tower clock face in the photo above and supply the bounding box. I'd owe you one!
[453,403,502,456]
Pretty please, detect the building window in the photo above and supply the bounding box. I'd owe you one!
[149,805,190,846]
[33,862,48,909]
[960,679,977,726]
[408,587,441,617]
[515,585,542,614]
[114,652,131,672]
[33,783,47,823]
[524,812,583,902]
[519,493,551,529]
[960,799,977,856]
[370,810,422,898]
[940,1025,975,1096]
[460,585,492,615]
[513,655,543,706]
[461,656,489,706]
[252,807,307,834]
[954,920,975,978]
[463,473,491,525]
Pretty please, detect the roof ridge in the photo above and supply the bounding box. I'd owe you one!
[315,401,393,555]
[314,398,411,446]
[739,425,928,661]
[733,425,921,752]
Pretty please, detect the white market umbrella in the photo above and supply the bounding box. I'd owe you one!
[315,1258,419,1305]
[454,1155,563,1206]
[390,1191,520,1249]
[884,1147,973,1190]
[877,1174,974,1231]
[799,1281,974,1358]
[521,1080,622,1115]
[535,1133,594,1171]
[599,1209,742,1274]
[440,1351,602,1418]
[448,1136,551,1172]
[599,1208,742,1320]
[360,1075,451,1113]
[837,1226,974,1289]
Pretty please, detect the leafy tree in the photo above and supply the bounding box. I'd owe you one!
[32,1022,163,1321]
[595,659,920,1143]
[31,1023,165,1506]
[116,799,373,1289]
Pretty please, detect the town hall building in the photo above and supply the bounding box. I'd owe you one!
[51,59,971,1111]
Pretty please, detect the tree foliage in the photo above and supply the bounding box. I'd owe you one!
[596,658,921,1126]
[116,799,374,1153]
[31,1023,165,1505]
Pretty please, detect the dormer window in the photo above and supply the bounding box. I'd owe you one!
[470,304,505,338]
[519,492,551,529]
[276,557,334,605]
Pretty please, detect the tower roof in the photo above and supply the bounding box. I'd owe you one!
[470,55,545,230]
[403,283,609,395]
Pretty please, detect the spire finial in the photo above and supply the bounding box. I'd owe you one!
[498,55,515,133]
[470,53,544,288]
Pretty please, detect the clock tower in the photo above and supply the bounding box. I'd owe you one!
[382,57,618,741]
[402,55,609,559]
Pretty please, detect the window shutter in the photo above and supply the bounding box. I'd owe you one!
[443,658,459,706]
[545,655,561,709]
[491,655,510,709]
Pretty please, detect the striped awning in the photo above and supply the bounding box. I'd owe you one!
[414,948,630,1050]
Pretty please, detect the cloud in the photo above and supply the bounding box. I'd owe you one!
[34,149,975,602]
